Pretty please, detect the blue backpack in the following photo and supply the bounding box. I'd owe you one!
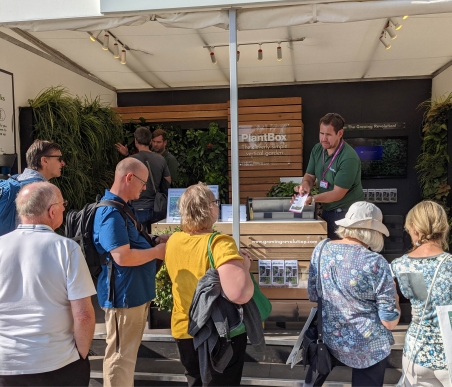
[0,175,42,236]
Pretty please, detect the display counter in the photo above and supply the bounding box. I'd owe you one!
[153,219,327,322]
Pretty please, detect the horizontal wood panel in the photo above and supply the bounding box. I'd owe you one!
[229,155,302,164]
[260,287,309,300]
[235,97,302,107]
[240,235,324,248]
[246,248,315,260]
[237,113,301,122]
[233,142,303,151]
[228,148,302,157]
[227,176,280,184]
[228,127,302,135]
[228,183,279,193]
[115,103,228,114]
[119,110,228,121]
[229,105,301,114]
[267,300,315,321]
[229,120,301,128]
[208,220,326,236]
[235,163,302,170]
[229,134,302,142]
[233,170,304,177]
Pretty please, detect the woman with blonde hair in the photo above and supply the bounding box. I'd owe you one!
[392,201,451,387]
[165,183,255,386]
[308,201,400,387]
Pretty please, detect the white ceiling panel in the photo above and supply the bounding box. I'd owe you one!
[0,9,447,90]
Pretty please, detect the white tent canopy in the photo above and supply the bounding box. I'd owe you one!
[2,1,452,31]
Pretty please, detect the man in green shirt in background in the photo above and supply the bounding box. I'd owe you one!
[151,129,179,184]
[295,113,364,239]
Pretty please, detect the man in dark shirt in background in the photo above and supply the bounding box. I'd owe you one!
[116,127,170,230]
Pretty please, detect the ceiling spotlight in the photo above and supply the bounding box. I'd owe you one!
[258,44,263,61]
[113,41,120,58]
[102,34,109,50]
[276,43,282,61]
[88,32,96,42]
[379,35,391,50]
[402,15,409,20]
[384,22,397,40]
[390,18,402,30]
[208,47,217,65]
[120,49,126,64]
[237,50,240,62]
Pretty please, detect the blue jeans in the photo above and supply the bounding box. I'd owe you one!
[134,208,153,233]
[320,208,347,240]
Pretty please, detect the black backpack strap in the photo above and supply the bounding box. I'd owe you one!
[96,200,157,247]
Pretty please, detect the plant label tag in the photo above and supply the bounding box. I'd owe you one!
[320,180,328,189]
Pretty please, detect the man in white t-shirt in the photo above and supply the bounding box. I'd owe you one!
[0,182,96,386]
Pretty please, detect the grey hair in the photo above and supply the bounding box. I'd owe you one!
[16,182,59,218]
[336,226,385,252]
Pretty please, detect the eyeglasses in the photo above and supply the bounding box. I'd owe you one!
[132,174,147,188]
[44,155,64,162]
[211,199,221,206]
[48,200,68,210]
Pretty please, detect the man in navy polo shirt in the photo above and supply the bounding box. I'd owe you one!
[93,158,166,387]
[295,113,364,239]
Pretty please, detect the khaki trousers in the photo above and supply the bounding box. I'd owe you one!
[102,302,150,387]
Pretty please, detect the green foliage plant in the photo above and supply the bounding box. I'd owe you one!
[152,226,180,312]
[267,180,319,197]
[29,86,123,211]
[416,93,452,245]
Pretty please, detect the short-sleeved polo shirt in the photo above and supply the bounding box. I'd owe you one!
[306,142,364,211]
[93,189,156,308]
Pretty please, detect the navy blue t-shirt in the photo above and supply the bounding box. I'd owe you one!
[93,190,156,308]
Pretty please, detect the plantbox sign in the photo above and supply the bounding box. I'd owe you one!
[344,122,405,130]
[0,70,15,154]
[234,124,302,167]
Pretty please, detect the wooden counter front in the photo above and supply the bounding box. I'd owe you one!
[153,220,327,322]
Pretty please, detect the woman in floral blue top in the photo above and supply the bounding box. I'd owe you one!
[309,202,400,387]
[391,201,451,387]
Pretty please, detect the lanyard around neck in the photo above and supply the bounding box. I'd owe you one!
[322,140,344,180]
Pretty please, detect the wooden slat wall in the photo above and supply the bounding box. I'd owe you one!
[228,97,303,202]
[114,103,229,122]
[153,220,326,321]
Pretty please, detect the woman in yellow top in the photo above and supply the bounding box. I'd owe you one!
[165,183,254,386]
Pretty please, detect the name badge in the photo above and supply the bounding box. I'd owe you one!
[320,180,329,189]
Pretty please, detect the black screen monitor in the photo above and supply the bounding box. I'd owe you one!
[346,137,408,179]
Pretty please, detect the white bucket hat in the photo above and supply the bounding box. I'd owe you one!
[335,201,390,237]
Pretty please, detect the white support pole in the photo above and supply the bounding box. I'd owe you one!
[229,8,240,247]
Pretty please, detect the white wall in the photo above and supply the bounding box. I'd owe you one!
[0,36,116,170]
[432,65,452,100]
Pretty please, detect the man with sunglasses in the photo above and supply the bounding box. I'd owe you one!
[0,182,96,386]
[17,139,66,183]
[295,113,364,239]
[0,140,66,236]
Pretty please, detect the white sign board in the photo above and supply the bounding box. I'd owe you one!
[0,70,15,154]
[166,185,219,223]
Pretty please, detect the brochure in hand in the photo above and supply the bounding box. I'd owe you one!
[289,194,308,213]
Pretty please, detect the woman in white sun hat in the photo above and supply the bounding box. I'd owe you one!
[308,201,401,387]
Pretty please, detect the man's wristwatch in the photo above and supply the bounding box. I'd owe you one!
[150,235,160,246]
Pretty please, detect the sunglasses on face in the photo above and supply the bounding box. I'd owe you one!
[44,155,64,162]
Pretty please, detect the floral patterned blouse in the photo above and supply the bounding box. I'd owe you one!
[308,240,399,369]
[391,252,452,370]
